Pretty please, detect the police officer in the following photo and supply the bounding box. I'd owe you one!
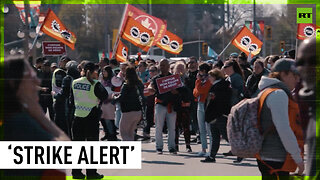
[57,60,80,136]
[52,56,70,133]
[52,56,70,97]
[71,62,108,179]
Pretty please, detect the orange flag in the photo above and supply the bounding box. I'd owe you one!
[296,23,319,40]
[231,26,263,57]
[121,17,154,52]
[40,8,77,50]
[156,31,183,55]
[115,40,128,62]
[122,4,167,46]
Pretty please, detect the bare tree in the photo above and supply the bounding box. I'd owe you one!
[228,4,253,28]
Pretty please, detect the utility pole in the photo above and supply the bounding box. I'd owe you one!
[24,1,30,62]
[105,5,109,57]
[223,0,228,60]
[253,0,256,36]
[227,0,230,28]
[149,1,154,56]
[198,29,201,59]
[107,34,110,58]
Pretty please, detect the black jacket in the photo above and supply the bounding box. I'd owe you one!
[185,70,198,91]
[205,79,232,123]
[174,84,193,112]
[240,64,252,82]
[114,81,145,113]
[244,69,269,98]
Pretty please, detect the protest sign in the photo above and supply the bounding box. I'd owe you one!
[155,74,183,94]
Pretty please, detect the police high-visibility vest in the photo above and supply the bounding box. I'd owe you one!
[52,68,66,102]
[72,77,99,117]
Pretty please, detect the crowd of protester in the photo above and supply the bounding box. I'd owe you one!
[2,36,318,180]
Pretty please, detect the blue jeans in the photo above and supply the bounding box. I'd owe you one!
[115,102,122,128]
[197,102,211,150]
[155,104,176,151]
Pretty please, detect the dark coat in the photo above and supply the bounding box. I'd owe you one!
[185,70,198,91]
[205,79,232,123]
[174,85,193,112]
[244,68,269,98]
[240,64,252,82]
[114,81,145,113]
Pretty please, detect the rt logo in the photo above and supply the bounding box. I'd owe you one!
[297,8,312,23]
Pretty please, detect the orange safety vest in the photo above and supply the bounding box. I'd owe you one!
[257,88,304,174]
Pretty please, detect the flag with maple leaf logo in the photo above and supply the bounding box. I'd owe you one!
[121,17,154,52]
[120,4,167,46]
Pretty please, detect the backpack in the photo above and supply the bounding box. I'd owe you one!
[226,88,278,158]
[227,87,304,173]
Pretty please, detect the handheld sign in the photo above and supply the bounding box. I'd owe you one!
[42,41,66,56]
[155,74,183,94]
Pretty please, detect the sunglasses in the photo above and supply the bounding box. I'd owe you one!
[189,61,196,64]
[149,69,157,72]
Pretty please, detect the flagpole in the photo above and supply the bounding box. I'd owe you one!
[23,2,30,62]
[28,8,50,55]
[247,51,252,62]
[28,32,40,54]
[112,4,128,59]
[147,48,151,55]
[217,25,245,60]
[218,41,231,58]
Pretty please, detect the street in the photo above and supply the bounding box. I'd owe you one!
[66,127,261,178]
